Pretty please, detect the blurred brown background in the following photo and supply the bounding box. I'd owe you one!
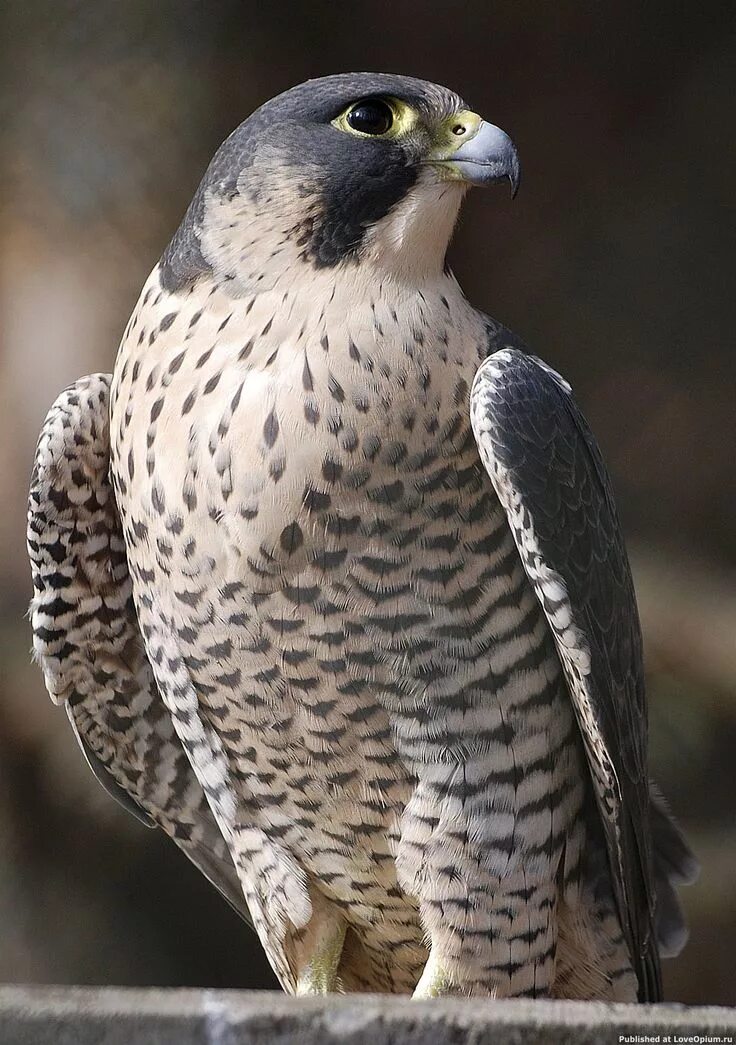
[0,0,734,1005]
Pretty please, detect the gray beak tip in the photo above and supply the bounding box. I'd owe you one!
[510,158,521,199]
[445,120,521,196]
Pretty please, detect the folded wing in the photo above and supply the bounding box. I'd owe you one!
[27,374,250,924]
[470,347,696,1001]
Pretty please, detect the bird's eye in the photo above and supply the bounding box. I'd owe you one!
[345,100,394,136]
[332,97,415,139]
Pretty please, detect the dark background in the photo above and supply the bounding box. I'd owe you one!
[0,0,734,1004]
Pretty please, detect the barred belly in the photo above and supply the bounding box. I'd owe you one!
[149,427,588,995]
[111,270,596,995]
[351,473,588,996]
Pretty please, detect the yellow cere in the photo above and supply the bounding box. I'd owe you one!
[429,110,482,161]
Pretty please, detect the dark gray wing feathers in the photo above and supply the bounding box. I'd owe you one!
[470,346,695,1001]
[66,707,156,828]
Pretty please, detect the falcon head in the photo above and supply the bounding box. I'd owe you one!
[161,73,520,290]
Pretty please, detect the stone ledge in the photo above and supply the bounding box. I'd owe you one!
[0,986,734,1045]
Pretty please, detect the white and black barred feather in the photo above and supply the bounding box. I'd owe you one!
[27,374,251,924]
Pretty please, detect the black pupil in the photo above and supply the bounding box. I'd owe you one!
[346,100,393,136]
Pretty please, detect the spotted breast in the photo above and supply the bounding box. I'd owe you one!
[108,258,625,997]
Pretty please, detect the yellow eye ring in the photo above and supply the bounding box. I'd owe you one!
[332,97,418,140]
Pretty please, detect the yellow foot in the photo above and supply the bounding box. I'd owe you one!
[295,919,346,995]
[413,952,454,998]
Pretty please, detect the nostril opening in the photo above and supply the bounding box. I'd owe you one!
[452,124,466,136]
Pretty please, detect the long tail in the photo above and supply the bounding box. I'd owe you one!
[650,784,699,958]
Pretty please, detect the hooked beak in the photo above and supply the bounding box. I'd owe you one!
[432,115,521,197]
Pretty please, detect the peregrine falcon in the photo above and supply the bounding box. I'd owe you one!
[27,73,697,1000]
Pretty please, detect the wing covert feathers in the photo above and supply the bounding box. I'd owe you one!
[470,347,695,1000]
[27,374,250,924]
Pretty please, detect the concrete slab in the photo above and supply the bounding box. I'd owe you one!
[0,986,734,1045]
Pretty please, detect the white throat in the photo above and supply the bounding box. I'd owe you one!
[359,179,466,283]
